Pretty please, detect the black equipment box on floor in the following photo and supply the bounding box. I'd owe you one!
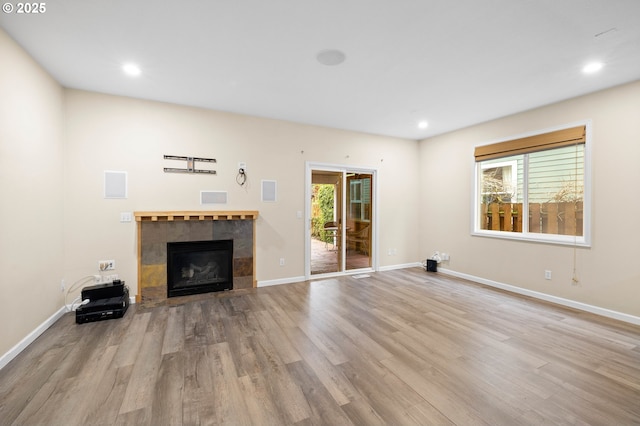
[76,280,129,324]
[81,280,126,300]
[426,259,438,272]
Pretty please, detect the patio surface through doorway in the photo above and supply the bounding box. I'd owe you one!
[311,237,369,275]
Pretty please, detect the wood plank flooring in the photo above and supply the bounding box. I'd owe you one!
[1,268,639,425]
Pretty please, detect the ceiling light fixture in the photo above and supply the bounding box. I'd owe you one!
[122,63,142,77]
[418,120,429,129]
[582,62,604,74]
[316,49,346,66]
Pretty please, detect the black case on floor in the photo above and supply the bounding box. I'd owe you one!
[426,259,438,272]
[76,281,129,324]
[81,280,126,300]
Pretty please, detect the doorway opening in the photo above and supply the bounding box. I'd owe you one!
[307,164,376,277]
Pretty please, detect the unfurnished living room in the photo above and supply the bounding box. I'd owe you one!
[1,1,639,425]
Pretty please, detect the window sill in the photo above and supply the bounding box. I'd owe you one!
[472,230,591,248]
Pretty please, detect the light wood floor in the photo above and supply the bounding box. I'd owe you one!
[1,269,639,425]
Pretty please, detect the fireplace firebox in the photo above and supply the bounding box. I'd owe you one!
[166,239,233,297]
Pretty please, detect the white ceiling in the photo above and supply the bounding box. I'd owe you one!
[2,0,639,140]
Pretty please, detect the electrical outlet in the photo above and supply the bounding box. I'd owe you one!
[545,270,552,280]
[98,260,115,271]
[120,212,133,222]
[94,274,119,284]
[60,279,65,292]
[279,258,285,266]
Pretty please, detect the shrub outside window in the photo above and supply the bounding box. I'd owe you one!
[473,123,590,246]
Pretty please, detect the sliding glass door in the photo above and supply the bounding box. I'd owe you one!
[345,173,372,271]
[310,170,343,274]
[308,165,375,277]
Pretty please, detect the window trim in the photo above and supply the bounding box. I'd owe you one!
[472,121,592,247]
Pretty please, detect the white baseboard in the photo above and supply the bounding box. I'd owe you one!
[0,306,67,370]
[379,262,423,272]
[258,262,422,287]
[437,267,640,326]
[1,296,137,371]
[257,263,421,287]
[258,276,307,287]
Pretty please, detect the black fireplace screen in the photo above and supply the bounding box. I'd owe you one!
[166,239,233,297]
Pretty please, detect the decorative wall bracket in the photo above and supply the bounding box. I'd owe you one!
[163,155,217,175]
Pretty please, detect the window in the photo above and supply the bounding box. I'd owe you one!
[473,123,590,246]
[349,177,371,222]
[480,159,518,203]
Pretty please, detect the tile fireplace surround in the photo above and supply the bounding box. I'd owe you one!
[134,211,258,307]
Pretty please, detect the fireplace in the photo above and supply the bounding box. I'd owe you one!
[166,239,233,297]
[135,211,257,306]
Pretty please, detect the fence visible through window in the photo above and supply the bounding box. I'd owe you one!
[481,201,583,236]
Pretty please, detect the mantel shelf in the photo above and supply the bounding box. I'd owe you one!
[134,210,259,222]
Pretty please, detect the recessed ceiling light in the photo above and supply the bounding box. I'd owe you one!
[122,63,141,76]
[582,62,604,74]
[316,49,346,66]
[418,120,429,129]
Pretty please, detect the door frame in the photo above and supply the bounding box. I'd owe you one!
[305,161,379,279]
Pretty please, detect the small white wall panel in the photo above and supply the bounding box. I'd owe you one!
[261,180,277,202]
[104,171,127,199]
[201,190,228,204]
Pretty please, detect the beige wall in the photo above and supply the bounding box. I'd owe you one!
[62,90,421,290]
[1,28,420,359]
[419,80,640,317]
[0,30,65,356]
